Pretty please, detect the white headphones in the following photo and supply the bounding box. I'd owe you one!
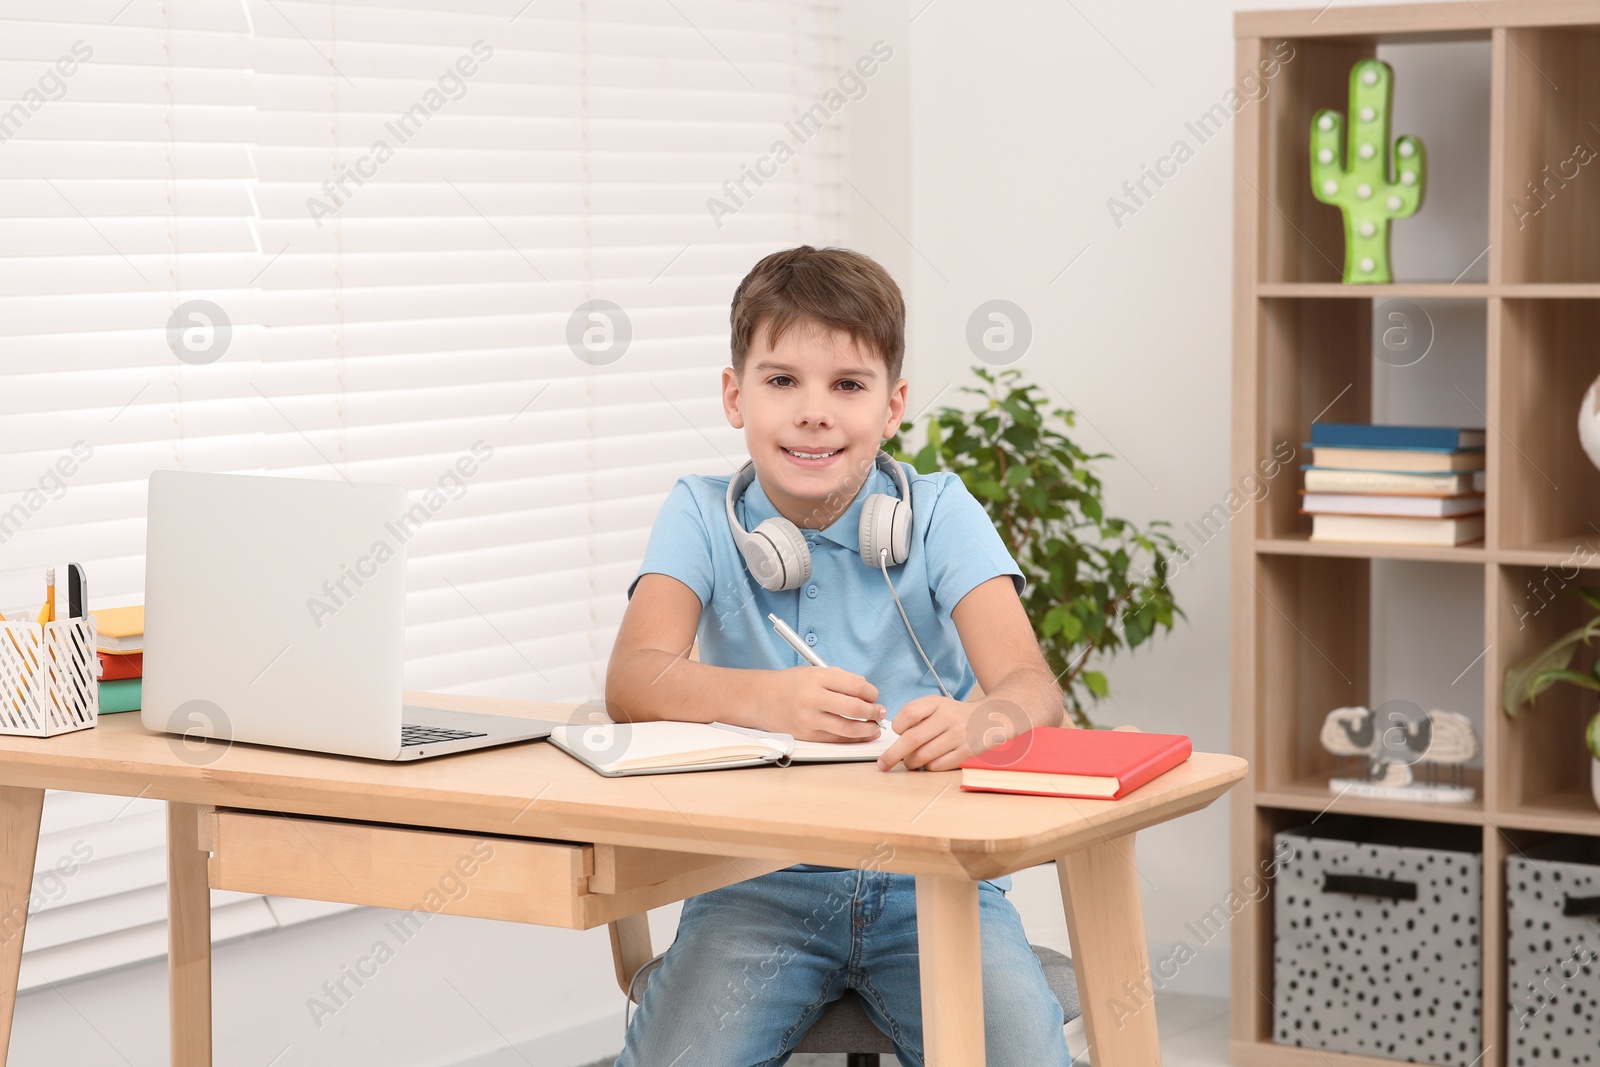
[725,449,912,592]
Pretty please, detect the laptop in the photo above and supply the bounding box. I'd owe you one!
[142,469,562,761]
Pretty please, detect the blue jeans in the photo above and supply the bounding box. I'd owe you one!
[616,866,1073,1067]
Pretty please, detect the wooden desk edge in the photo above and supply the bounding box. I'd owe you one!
[0,754,1248,881]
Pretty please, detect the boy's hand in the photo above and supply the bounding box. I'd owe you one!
[877,695,1029,772]
[766,666,885,743]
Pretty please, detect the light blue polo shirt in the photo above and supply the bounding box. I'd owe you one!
[625,458,1027,889]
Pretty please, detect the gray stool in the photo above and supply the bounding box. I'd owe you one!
[628,943,1081,1066]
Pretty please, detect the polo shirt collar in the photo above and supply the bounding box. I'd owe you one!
[816,461,891,550]
[741,459,893,552]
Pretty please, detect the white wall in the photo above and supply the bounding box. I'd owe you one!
[891,0,1255,992]
[890,0,1477,999]
[10,1,1475,1063]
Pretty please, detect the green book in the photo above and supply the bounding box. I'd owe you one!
[98,678,142,714]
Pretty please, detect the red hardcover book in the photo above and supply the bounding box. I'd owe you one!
[98,652,143,681]
[959,728,1192,800]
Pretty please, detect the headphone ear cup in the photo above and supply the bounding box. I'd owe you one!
[887,494,911,565]
[859,493,909,569]
[734,533,780,592]
[748,517,811,591]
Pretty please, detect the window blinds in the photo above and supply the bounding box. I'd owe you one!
[2,0,844,987]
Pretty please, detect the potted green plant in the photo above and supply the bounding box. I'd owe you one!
[886,366,1184,730]
[1502,587,1600,811]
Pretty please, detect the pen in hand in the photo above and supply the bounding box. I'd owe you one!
[768,613,886,732]
[768,612,827,668]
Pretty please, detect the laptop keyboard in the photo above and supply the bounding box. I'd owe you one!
[400,723,489,747]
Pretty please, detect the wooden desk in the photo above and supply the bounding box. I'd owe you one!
[0,694,1246,1066]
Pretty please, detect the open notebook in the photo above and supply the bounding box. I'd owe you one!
[549,719,899,777]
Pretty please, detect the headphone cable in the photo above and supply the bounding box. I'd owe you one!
[877,547,951,699]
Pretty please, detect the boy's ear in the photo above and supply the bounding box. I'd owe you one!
[881,376,909,439]
[721,366,745,429]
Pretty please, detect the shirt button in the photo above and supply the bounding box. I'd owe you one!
[806,584,818,598]
[804,632,818,647]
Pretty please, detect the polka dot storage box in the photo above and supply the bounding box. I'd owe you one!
[1272,815,1482,1064]
[1506,835,1600,1066]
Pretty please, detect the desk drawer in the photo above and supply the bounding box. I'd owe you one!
[200,807,781,929]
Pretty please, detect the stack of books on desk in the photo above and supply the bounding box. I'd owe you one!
[1302,425,1486,546]
[91,605,143,714]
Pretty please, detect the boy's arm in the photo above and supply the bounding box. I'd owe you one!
[955,574,1068,732]
[604,573,883,740]
[876,574,1067,772]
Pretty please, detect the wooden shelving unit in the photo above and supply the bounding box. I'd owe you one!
[1231,4,1600,1065]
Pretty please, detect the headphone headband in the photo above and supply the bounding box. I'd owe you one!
[725,449,911,591]
[725,456,760,521]
[726,449,905,531]
[874,448,912,505]
[722,448,939,694]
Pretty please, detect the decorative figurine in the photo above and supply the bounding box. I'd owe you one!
[1320,705,1376,780]
[1309,59,1427,284]
[1319,705,1476,801]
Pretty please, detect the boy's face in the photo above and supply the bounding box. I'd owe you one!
[722,317,908,530]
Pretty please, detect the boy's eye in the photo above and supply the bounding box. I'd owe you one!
[761,375,864,391]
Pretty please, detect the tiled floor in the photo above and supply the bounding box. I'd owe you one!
[581,991,1231,1066]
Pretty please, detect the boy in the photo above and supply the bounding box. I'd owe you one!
[605,245,1075,1065]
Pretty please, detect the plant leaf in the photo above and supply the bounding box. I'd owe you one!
[887,363,1191,729]
[1040,605,1066,639]
[1528,668,1600,695]
[1503,615,1600,716]
[1058,611,1083,643]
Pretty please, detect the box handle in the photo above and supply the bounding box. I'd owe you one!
[1562,894,1600,917]
[1322,872,1417,901]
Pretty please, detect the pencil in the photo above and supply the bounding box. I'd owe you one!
[35,567,55,626]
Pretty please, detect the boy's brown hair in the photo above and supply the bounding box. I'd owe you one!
[729,245,905,385]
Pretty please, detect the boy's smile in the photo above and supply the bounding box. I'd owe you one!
[722,317,908,531]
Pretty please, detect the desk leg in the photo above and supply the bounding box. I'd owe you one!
[914,874,984,1066]
[0,786,44,1067]
[167,802,211,1067]
[1058,832,1162,1065]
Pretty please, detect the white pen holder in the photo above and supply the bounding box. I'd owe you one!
[0,617,99,736]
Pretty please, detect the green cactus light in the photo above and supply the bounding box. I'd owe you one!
[1309,59,1427,284]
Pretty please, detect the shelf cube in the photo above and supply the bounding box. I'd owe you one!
[1272,816,1482,1063]
[1505,837,1600,1065]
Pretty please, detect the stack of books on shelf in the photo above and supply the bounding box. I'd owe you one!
[91,605,143,714]
[1302,424,1486,546]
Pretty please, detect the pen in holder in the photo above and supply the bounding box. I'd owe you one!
[0,615,99,736]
